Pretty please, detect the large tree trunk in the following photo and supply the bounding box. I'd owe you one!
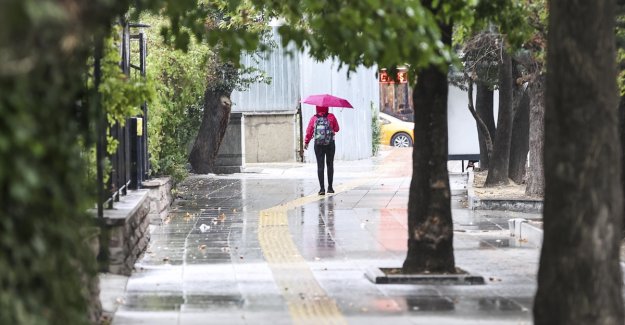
[525,77,545,196]
[508,89,530,183]
[534,0,624,324]
[189,88,233,173]
[402,21,455,274]
[476,82,496,169]
[621,95,625,235]
[485,49,513,186]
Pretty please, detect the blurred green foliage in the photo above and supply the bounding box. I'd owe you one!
[0,0,133,323]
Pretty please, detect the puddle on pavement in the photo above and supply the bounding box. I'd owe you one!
[403,296,527,313]
[122,293,244,311]
[406,296,455,311]
[457,221,504,231]
[479,238,510,248]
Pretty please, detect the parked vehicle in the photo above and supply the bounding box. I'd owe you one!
[379,112,414,147]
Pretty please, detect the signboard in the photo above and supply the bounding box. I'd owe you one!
[379,70,408,84]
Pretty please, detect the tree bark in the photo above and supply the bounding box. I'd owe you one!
[476,82,496,169]
[402,21,455,274]
[467,81,494,163]
[534,0,624,324]
[189,59,237,174]
[621,94,625,235]
[508,89,530,183]
[467,79,493,162]
[525,77,545,196]
[485,49,513,186]
[189,88,233,173]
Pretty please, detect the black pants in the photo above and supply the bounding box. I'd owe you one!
[314,141,335,190]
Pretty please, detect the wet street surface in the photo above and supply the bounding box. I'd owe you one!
[113,148,540,325]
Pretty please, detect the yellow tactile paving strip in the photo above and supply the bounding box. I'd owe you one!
[259,207,347,325]
[258,149,409,324]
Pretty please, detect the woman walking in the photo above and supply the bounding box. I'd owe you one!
[304,106,340,195]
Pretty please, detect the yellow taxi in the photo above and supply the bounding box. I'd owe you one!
[379,112,414,147]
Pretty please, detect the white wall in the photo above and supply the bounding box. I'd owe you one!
[299,57,379,161]
[447,85,499,158]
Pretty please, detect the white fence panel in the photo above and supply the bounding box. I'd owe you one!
[300,56,378,161]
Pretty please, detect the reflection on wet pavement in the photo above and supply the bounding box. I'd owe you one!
[114,150,539,324]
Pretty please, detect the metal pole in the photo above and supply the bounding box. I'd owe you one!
[94,37,104,219]
[140,31,149,179]
[298,103,304,162]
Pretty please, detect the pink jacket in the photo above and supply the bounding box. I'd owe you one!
[305,106,340,145]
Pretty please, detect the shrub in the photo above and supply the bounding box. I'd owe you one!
[371,102,381,156]
[142,14,212,182]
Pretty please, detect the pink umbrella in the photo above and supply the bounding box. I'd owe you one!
[301,94,354,108]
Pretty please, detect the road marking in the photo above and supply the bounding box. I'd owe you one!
[257,148,408,324]
[259,206,347,324]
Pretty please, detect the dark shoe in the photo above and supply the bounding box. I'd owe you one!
[318,189,325,195]
[327,188,335,194]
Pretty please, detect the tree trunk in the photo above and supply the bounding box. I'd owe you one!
[525,77,545,196]
[189,88,233,173]
[485,49,513,186]
[508,89,530,183]
[621,94,625,235]
[467,81,494,166]
[402,21,455,274]
[534,0,624,324]
[476,82,496,169]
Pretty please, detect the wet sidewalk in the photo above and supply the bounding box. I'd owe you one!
[111,148,540,325]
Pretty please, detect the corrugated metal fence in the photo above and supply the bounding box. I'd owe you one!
[231,27,300,113]
[299,58,378,161]
[232,27,379,161]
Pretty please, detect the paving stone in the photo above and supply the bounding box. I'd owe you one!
[112,149,541,325]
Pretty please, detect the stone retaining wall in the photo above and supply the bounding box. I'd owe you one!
[103,190,151,276]
[143,177,173,225]
[102,177,173,275]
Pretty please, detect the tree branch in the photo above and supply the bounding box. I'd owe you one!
[466,77,494,161]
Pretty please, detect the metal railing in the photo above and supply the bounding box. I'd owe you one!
[95,19,150,218]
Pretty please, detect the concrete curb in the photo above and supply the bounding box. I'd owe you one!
[467,171,477,205]
[449,172,469,196]
[467,171,544,247]
[99,273,129,320]
[509,218,543,248]
[467,171,543,213]
[97,190,150,226]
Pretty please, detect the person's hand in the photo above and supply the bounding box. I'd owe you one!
[304,143,308,150]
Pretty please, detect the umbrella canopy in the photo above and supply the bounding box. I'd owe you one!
[301,94,353,108]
